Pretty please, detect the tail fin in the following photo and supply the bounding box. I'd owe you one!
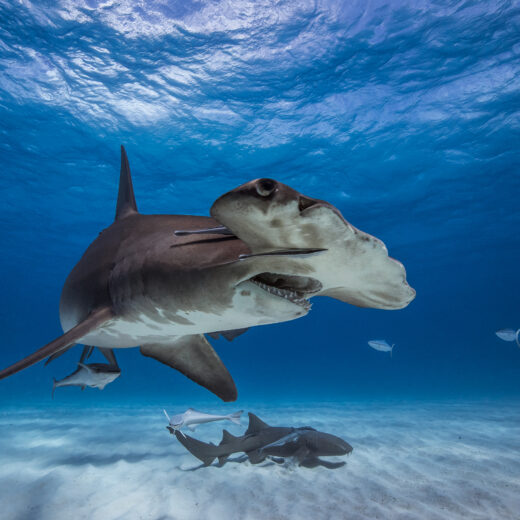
[52,378,57,399]
[228,410,243,425]
[174,430,218,466]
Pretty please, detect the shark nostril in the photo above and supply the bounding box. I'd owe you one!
[256,178,277,197]
[298,195,317,212]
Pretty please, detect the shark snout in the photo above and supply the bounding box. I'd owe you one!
[315,434,353,456]
[335,438,353,455]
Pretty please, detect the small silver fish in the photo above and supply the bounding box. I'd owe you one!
[52,363,121,398]
[495,329,520,347]
[163,408,243,433]
[368,340,395,356]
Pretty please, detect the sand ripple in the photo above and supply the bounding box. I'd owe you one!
[0,401,519,519]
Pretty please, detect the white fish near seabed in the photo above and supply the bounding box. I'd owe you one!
[52,363,121,398]
[368,340,395,357]
[163,408,243,433]
[495,329,520,347]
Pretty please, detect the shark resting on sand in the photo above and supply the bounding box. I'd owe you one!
[175,412,353,469]
[0,146,415,401]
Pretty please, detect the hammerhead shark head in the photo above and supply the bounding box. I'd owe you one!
[175,412,353,468]
[0,147,415,401]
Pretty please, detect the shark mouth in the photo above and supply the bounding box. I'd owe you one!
[249,273,322,310]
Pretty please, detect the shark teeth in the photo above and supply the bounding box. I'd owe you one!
[250,279,312,311]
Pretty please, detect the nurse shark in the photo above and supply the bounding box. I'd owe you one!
[175,412,353,468]
[0,147,415,401]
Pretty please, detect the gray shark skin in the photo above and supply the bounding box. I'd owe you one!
[259,429,353,468]
[0,147,415,402]
[174,412,352,468]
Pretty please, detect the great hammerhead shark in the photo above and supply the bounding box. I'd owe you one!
[0,147,415,401]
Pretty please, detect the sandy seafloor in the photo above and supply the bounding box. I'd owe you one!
[0,401,519,520]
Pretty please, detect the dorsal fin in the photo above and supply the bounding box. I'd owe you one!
[220,429,237,445]
[115,145,138,220]
[245,413,269,435]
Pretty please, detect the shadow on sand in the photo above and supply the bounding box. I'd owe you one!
[179,454,346,471]
[48,450,171,468]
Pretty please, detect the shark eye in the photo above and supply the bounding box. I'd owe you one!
[256,178,277,197]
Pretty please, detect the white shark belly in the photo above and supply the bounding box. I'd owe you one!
[77,282,308,348]
[79,307,280,348]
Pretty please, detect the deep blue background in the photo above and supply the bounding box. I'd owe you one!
[0,0,519,404]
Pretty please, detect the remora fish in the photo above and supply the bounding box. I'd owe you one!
[174,412,352,468]
[0,147,415,402]
[52,362,121,398]
[368,339,395,356]
[164,408,243,432]
[52,346,120,397]
[495,329,520,347]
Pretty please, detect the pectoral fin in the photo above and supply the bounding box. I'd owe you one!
[140,335,237,402]
[246,449,266,464]
[0,307,113,380]
[299,457,346,469]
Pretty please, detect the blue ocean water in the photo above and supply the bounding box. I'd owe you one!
[0,0,519,405]
[1,2,520,518]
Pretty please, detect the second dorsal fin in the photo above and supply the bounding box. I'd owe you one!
[115,145,138,220]
[220,429,237,445]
